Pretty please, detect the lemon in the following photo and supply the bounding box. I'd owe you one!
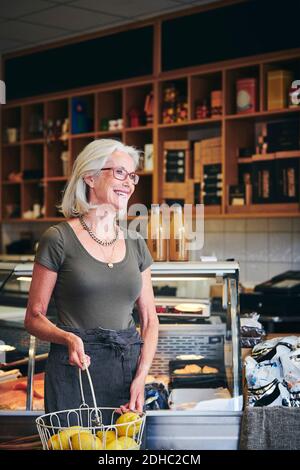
[115,412,142,437]
[59,426,82,450]
[118,436,139,450]
[96,430,116,446]
[48,433,63,450]
[71,431,103,450]
[105,439,123,450]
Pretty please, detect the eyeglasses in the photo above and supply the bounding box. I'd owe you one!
[101,166,139,185]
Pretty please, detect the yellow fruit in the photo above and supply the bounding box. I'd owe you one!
[105,440,123,450]
[47,426,83,450]
[115,412,142,437]
[59,426,82,450]
[48,434,63,450]
[118,436,139,450]
[96,430,116,446]
[71,431,103,450]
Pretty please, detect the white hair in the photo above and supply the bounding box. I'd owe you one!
[60,139,140,218]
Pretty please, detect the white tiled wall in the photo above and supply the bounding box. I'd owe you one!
[1,217,300,287]
[190,217,300,287]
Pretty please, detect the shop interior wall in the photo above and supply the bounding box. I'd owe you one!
[1,217,300,287]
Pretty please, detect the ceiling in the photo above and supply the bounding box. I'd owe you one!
[0,0,221,55]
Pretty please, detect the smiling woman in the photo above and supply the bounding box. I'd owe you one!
[24,138,159,420]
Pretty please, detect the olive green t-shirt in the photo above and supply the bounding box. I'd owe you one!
[34,221,153,330]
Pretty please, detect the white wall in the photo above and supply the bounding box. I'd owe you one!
[190,217,300,287]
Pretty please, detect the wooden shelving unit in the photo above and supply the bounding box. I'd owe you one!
[1,44,300,222]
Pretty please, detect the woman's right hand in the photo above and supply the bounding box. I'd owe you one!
[66,333,91,370]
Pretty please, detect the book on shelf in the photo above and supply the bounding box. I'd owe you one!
[252,160,276,204]
[238,155,299,204]
[276,158,299,203]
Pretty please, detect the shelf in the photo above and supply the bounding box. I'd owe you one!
[70,132,95,139]
[158,121,190,129]
[2,48,300,221]
[204,205,222,215]
[44,176,68,182]
[2,142,21,147]
[227,203,300,215]
[2,181,22,185]
[136,170,153,176]
[225,107,300,120]
[23,139,45,144]
[95,130,123,137]
[238,151,300,164]
[158,118,222,128]
[125,125,153,132]
[23,179,43,184]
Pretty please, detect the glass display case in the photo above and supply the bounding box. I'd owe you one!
[0,261,242,449]
[145,261,242,450]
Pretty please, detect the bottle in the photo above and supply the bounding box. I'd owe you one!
[147,204,167,261]
[169,205,189,261]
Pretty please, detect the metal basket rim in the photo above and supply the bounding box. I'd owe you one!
[36,407,146,431]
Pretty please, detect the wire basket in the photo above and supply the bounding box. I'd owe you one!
[36,366,146,450]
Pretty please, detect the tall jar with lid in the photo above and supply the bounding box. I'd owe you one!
[169,205,189,261]
[147,204,168,261]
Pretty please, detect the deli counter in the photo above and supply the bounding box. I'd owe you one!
[0,261,243,450]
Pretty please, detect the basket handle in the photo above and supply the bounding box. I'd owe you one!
[78,364,101,426]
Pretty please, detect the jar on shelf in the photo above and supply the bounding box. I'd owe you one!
[169,205,189,261]
[147,205,168,261]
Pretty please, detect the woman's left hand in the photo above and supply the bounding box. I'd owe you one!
[120,376,145,414]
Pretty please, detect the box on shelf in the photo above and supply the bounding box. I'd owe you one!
[210,90,223,117]
[267,69,293,110]
[266,119,300,152]
[236,78,257,114]
[229,185,246,206]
